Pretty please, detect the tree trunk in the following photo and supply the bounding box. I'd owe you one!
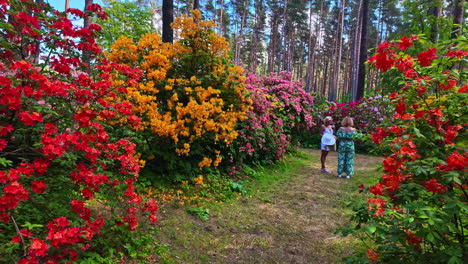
[323,57,329,96]
[150,0,159,31]
[162,0,174,43]
[279,0,289,72]
[235,2,247,64]
[193,0,200,10]
[355,0,369,101]
[350,0,362,100]
[82,0,93,68]
[333,0,345,101]
[451,0,465,39]
[219,0,224,35]
[268,18,279,73]
[428,0,442,43]
[305,0,325,93]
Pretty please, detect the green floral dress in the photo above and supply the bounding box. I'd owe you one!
[336,129,357,176]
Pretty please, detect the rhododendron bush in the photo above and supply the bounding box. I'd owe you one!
[225,72,314,171]
[299,95,393,151]
[107,10,251,181]
[0,1,157,262]
[341,35,467,263]
[318,95,394,134]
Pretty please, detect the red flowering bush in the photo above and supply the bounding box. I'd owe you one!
[0,1,157,262]
[341,35,467,263]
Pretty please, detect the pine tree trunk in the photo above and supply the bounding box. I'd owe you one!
[333,0,346,101]
[150,0,159,31]
[323,57,329,96]
[82,0,93,68]
[193,0,200,10]
[451,0,465,39]
[219,0,224,36]
[162,0,174,43]
[279,0,289,72]
[235,3,247,64]
[428,0,442,43]
[355,0,368,101]
[350,0,362,100]
[268,18,279,73]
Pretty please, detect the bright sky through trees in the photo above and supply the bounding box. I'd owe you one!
[46,0,104,11]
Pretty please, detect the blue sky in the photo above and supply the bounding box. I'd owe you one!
[46,0,104,11]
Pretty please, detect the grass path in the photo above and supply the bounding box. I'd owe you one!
[153,149,382,263]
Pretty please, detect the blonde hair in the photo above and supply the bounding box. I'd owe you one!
[323,116,333,125]
[341,116,354,127]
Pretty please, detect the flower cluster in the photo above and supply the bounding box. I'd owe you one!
[346,36,467,263]
[0,1,157,262]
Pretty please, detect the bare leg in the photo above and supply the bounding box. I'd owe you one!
[320,150,329,169]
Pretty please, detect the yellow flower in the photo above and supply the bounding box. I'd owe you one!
[194,175,204,185]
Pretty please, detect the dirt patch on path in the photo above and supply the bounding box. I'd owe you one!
[155,149,383,263]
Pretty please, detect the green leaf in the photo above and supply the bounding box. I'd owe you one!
[0,157,13,167]
[364,225,377,234]
[426,232,435,242]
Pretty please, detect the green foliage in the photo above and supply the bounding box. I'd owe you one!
[96,1,154,51]
[187,207,210,221]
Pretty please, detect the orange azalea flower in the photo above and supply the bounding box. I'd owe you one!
[194,175,204,185]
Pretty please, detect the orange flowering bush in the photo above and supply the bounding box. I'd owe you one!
[107,10,250,180]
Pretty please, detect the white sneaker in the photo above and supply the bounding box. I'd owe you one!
[345,175,351,179]
[337,175,342,178]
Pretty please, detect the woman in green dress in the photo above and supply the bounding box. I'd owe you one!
[336,117,357,179]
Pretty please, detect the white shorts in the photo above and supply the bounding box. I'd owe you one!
[321,143,332,151]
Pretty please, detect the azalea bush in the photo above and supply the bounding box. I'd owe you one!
[225,72,314,173]
[341,35,468,263]
[107,10,251,182]
[0,1,157,262]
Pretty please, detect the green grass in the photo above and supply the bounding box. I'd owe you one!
[150,148,383,263]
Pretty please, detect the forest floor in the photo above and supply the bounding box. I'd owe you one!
[152,149,383,264]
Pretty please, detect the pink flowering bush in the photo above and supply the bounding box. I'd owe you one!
[300,96,394,151]
[320,96,393,134]
[225,72,314,173]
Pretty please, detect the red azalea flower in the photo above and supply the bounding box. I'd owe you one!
[31,181,47,194]
[417,48,437,66]
[358,184,365,193]
[439,80,457,91]
[369,50,396,72]
[367,249,379,262]
[397,36,414,51]
[424,178,448,194]
[19,111,43,126]
[458,85,468,93]
[444,49,468,59]
[29,238,48,257]
[445,151,467,171]
[370,183,384,196]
